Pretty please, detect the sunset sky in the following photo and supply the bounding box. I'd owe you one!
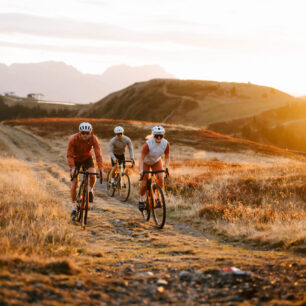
[1,0,306,96]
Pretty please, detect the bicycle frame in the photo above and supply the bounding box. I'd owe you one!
[78,171,89,209]
[140,169,167,228]
[114,159,134,187]
[146,176,154,210]
[72,167,101,229]
[115,161,125,188]
[143,170,165,209]
[107,160,133,201]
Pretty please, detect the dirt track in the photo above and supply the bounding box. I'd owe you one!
[0,123,305,305]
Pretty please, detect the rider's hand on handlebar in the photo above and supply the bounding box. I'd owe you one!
[165,168,169,178]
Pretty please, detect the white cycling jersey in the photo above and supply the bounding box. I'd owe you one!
[144,137,168,165]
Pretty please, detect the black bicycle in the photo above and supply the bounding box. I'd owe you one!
[140,170,168,229]
[72,168,102,229]
[106,160,134,202]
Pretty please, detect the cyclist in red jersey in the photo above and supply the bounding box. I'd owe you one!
[67,122,103,220]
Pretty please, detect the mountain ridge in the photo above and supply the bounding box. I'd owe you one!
[0,61,174,103]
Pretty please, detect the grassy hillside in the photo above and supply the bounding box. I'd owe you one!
[0,119,305,253]
[208,101,306,152]
[2,118,302,159]
[79,79,299,126]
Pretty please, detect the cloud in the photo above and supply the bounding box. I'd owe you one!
[0,13,143,42]
[0,12,305,56]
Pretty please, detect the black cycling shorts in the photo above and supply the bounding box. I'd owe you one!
[111,154,125,167]
[75,156,94,171]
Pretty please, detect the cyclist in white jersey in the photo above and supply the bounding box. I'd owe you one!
[138,125,170,211]
[108,126,134,184]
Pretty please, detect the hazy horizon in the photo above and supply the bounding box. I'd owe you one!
[1,0,306,96]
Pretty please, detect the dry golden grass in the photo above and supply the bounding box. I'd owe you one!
[129,159,306,252]
[0,158,78,256]
[1,119,305,252]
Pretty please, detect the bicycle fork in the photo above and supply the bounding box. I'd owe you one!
[119,163,123,188]
[147,180,157,210]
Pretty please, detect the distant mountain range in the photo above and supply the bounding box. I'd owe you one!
[0,61,175,103]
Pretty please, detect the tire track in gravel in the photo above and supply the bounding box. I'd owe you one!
[0,123,54,161]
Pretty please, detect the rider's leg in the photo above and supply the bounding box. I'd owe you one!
[140,162,150,197]
[139,163,150,210]
[71,176,78,204]
[109,157,118,184]
[139,177,147,211]
[151,160,164,188]
[88,167,96,189]
[110,164,117,180]
[70,176,78,220]
[156,173,164,188]
[139,175,148,198]
[151,160,163,206]
[88,167,96,203]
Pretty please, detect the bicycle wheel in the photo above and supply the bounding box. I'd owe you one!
[142,193,150,221]
[76,181,84,222]
[80,187,89,230]
[106,170,115,197]
[152,184,166,229]
[118,172,130,202]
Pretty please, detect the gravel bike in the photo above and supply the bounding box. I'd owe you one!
[140,170,168,229]
[106,159,134,202]
[72,168,102,230]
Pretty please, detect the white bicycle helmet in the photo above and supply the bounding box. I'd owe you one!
[152,125,165,135]
[114,126,124,134]
[79,122,92,132]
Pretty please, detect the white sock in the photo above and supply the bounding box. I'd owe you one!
[72,203,76,211]
[139,195,145,202]
[111,178,114,183]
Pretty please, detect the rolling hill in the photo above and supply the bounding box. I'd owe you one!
[208,101,306,152]
[79,79,301,126]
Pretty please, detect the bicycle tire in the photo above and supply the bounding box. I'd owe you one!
[118,172,130,202]
[152,184,166,229]
[76,181,84,222]
[106,170,115,197]
[142,193,151,221]
[81,187,89,230]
